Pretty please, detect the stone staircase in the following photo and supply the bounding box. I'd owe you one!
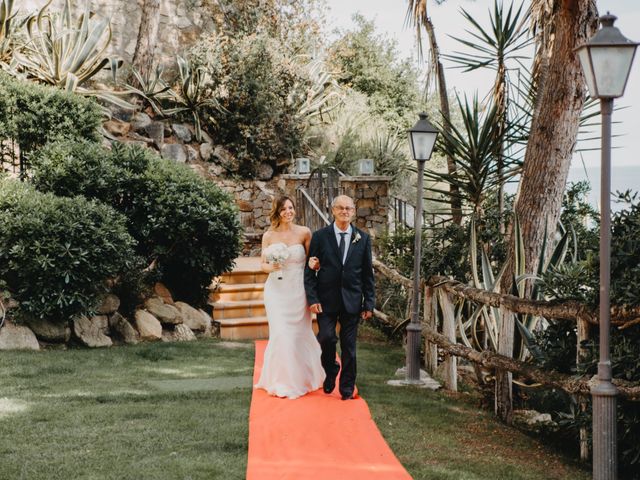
[209,257,269,340]
[210,256,318,340]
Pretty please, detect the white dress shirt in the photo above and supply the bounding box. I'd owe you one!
[333,223,352,264]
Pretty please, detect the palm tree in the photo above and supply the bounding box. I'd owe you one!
[406,0,462,225]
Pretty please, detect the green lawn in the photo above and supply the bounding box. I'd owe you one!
[0,337,589,480]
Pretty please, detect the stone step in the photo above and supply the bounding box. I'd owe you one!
[210,283,265,303]
[212,299,266,320]
[217,316,319,341]
[219,316,270,341]
[220,271,269,285]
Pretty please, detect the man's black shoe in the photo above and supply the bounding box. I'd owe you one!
[340,392,354,400]
[323,376,336,394]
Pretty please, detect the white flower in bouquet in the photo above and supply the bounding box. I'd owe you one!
[264,242,290,280]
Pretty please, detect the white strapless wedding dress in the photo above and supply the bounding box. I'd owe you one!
[255,244,325,399]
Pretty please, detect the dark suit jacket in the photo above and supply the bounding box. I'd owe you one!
[304,223,375,315]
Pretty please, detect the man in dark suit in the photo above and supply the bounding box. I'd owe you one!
[304,195,375,400]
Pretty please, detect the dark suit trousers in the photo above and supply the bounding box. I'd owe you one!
[317,309,359,396]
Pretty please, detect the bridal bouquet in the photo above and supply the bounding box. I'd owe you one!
[264,243,290,280]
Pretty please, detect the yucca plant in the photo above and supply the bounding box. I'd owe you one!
[162,56,223,142]
[289,58,343,125]
[418,94,523,217]
[15,0,129,110]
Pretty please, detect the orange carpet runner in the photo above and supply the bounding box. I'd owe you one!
[247,340,412,479]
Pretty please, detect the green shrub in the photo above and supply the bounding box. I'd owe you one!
[189,32,308,176]
[30,141,242,303]
[0,178,137,323]
[0,72,101,158]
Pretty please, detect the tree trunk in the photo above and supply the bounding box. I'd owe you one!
[495,306,514,423]
[129,0,161,84]
[424,17,463,225]
[503,0,598,288]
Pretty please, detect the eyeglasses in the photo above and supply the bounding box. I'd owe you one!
[333,206,354,211]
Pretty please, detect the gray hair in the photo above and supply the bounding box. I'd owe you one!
[331,195,355,208]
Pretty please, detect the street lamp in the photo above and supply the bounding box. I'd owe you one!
[575,13,638,480]
[404,112,438,384]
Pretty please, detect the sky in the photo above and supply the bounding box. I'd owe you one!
[323,0,640,175]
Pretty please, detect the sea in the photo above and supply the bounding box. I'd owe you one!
[566,164,640,212]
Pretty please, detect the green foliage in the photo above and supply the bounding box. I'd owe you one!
[29,141,242,303]
[0,71,101,159]
[327,14,422,134]
[0,178,136,322]
[191,32,308,175]
[13,0,128,109]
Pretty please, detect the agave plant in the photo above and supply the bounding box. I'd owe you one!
[15,0,129,109]
[289,58,343,125]
[162,56,224,142]
[0,0,20,68]
[125,63,171,115]
[460,215,573,361]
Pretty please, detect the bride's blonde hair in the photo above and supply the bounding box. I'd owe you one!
[269,196,295,228]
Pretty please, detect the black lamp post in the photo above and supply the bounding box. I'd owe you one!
[405,112,438,384]
[575,13,638,480]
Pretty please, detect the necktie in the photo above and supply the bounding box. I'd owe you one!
[339,232,347,264]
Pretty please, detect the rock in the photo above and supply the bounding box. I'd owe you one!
[197,309,214,337]
[110,107,134,122]
[172,123,192,143]
[144,297,182,324]
[103,119,130,137]
[25,317,71,343]
[161,143,187,163]
[135,310,162,340]
[131,112,152,131]
[163,324,197,342]
[97,294,120,315]
[73,315,112,348]
[256,162,274,180]
[207,163,225,177]
[145,121,165,148]
[108,312,139,344]
[185,145,199,163]
[0,322,40,350]
[213,145,240,172]
[128,131,154,144]
[175,302,208,331]
[199,129,213,144]
[200,143,214,161]
[237,200,253,212]
[153,283,174,305]
[512,409,558,433]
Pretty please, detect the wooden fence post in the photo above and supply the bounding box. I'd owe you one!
[424,285,438,375]
[576,317,591,462]
[495,306,514,424]
[438,289,457,392]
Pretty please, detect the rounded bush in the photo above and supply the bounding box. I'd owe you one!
[30,141,242,303]
[0,179,137,322]
[0,72,101,157]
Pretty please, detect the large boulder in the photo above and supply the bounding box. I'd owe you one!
[163,324,196,342]
[131,112,152,131]
[0,322,40,350]
[109,312,139,345]
[73,315,112,348]
[161,143,187,163]
[145,121,165,148]
[135,310,162,340]
[97,294,121,315]
[25,317,71,343]
[198,309,215,337]
[144,297,182,325]
[153,283,174,305]
[175,302,208,331]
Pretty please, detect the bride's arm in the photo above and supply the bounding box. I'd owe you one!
[303,227,320,271]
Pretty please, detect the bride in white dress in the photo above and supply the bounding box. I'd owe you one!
[255,196,325,399]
